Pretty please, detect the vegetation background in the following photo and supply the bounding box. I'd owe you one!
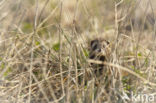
[0,0,156,102]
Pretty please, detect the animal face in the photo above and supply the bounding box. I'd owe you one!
[89,38,111,62]
[89,38,111,77]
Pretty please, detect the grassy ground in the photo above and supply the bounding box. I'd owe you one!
[0,0,156,103]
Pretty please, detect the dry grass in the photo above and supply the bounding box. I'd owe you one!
[0,0,156,103]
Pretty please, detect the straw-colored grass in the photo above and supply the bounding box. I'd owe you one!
[0,0,156,103]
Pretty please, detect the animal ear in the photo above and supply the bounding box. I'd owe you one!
[90,40,95,46]
[90,39,98,50]
[90,39,98,46]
